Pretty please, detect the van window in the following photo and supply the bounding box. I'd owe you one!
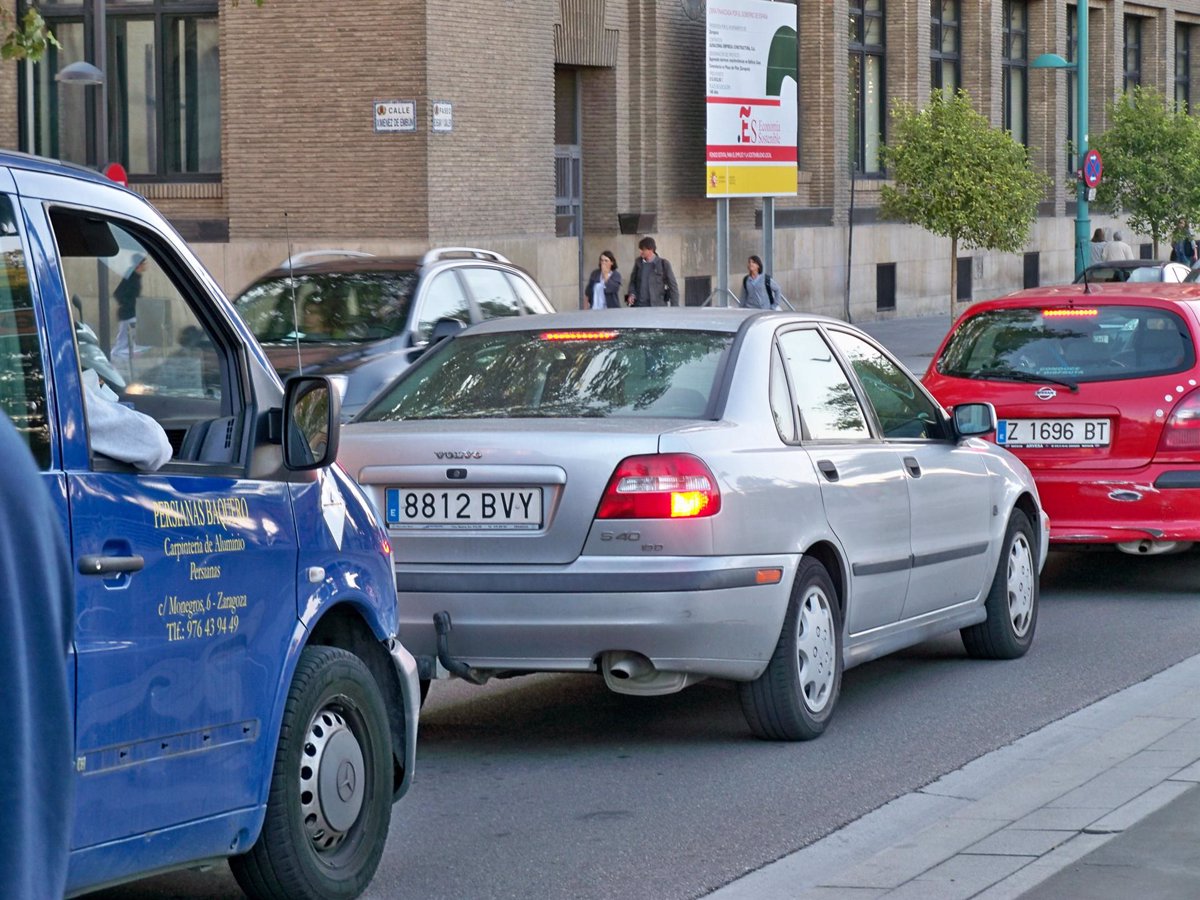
[0,195,50,467]
[49,209,237,465]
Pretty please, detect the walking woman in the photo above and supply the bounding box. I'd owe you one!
[740,255,781,309]
[583,250,622,309]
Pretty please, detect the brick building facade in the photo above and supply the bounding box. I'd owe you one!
[3,0,1200,318]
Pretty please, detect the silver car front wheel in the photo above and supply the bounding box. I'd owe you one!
[962,509,1039,660]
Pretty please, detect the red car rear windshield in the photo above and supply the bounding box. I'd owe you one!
[936,306,1195,383]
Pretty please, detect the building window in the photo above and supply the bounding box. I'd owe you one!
[930,0,960,99]
[28,0,220,180]
[1177,24,1192,112]
[1125,16,1143,92]
[1002,0,1028,146]
[1067,5,1077,172]
[849,0,885,174]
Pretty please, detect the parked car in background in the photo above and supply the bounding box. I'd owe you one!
[1074,260,1191,284]
[338,309,1048,742]
[232,248,556,419]
[924,283,1200,555]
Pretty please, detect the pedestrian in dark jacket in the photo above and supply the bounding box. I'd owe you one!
[0,411,74,899]
[625,236,679,307]
[583,250,622,309]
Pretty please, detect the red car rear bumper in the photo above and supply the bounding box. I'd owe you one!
[1033,466,1200,543]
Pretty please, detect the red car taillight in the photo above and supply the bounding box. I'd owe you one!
[595,453,722,519]
[1160,391,1200,450]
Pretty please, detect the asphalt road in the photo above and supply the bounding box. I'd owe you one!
[87,548,1200,900]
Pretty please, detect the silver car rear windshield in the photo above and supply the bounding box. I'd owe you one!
[361,328,733,421]
[234,271,419,343]
[937,306,1195,383]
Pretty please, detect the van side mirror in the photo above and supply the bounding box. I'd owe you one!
[952,401,997,438]
[283,375,341,470]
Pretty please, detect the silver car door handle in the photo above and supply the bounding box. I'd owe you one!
[903,456,922,478]
[77,554,145,575]
[817,459,839,482]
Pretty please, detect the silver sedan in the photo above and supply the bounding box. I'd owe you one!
[338,309,1049,740]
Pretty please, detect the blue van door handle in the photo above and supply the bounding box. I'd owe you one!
[78,554,145,576]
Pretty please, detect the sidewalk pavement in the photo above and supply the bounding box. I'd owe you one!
[703,312,1200,899]
[705,653,1200,899]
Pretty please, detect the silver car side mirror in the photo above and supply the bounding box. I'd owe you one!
[953,401,997,438]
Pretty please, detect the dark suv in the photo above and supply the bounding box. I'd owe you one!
[233,247,556,418]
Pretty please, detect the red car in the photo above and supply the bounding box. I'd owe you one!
[923,284,1200,555]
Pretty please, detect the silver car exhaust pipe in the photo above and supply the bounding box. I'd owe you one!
[603,651,655,680]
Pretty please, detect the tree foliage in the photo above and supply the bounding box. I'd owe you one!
[1092,86,1200,257]
[0,7,59,61]
[1,2,263,63]
[880,90,1048,313]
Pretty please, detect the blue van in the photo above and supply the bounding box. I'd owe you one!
[0,152,419,899]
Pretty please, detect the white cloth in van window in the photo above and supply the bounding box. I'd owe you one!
[81,368,172,471]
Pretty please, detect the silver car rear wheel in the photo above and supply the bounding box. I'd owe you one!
[739,556,843,741]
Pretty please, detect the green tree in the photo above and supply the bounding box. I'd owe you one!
[0,7,58,61]
[880,90,1048,315]
[1,2,263,63]
[1091,86,1200,258]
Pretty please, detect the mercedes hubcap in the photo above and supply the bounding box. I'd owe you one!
[299,705,365,853]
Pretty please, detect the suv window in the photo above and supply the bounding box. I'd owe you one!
[460,267,522,320]
[506,271,553,314]
[235,271,419,343]
[937,306,1195,381]
[0,195,50,467]
[415,271,472,342]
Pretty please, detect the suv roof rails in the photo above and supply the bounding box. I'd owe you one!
[278,249,376,269]
[420,246,511,266]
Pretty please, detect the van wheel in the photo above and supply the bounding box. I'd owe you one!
[738,557,842,741]
[961,509,1038,660]
[230,646,392,900]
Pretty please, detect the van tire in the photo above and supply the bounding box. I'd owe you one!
[230,646,392,900]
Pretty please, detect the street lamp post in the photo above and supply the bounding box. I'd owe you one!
[1033,3,1089,279]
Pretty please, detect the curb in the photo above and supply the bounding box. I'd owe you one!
[704,651,1200,899]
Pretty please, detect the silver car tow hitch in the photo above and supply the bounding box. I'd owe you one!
[433,611,491,685]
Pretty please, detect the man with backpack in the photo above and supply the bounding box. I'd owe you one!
[625,236,679,307]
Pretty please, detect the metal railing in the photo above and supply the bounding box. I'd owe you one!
[702,288,795,311]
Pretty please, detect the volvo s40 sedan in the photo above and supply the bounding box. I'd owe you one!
[338,309,1049,741]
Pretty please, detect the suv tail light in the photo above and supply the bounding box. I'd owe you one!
[1160,390,1200,450]
[596,453,721,519]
